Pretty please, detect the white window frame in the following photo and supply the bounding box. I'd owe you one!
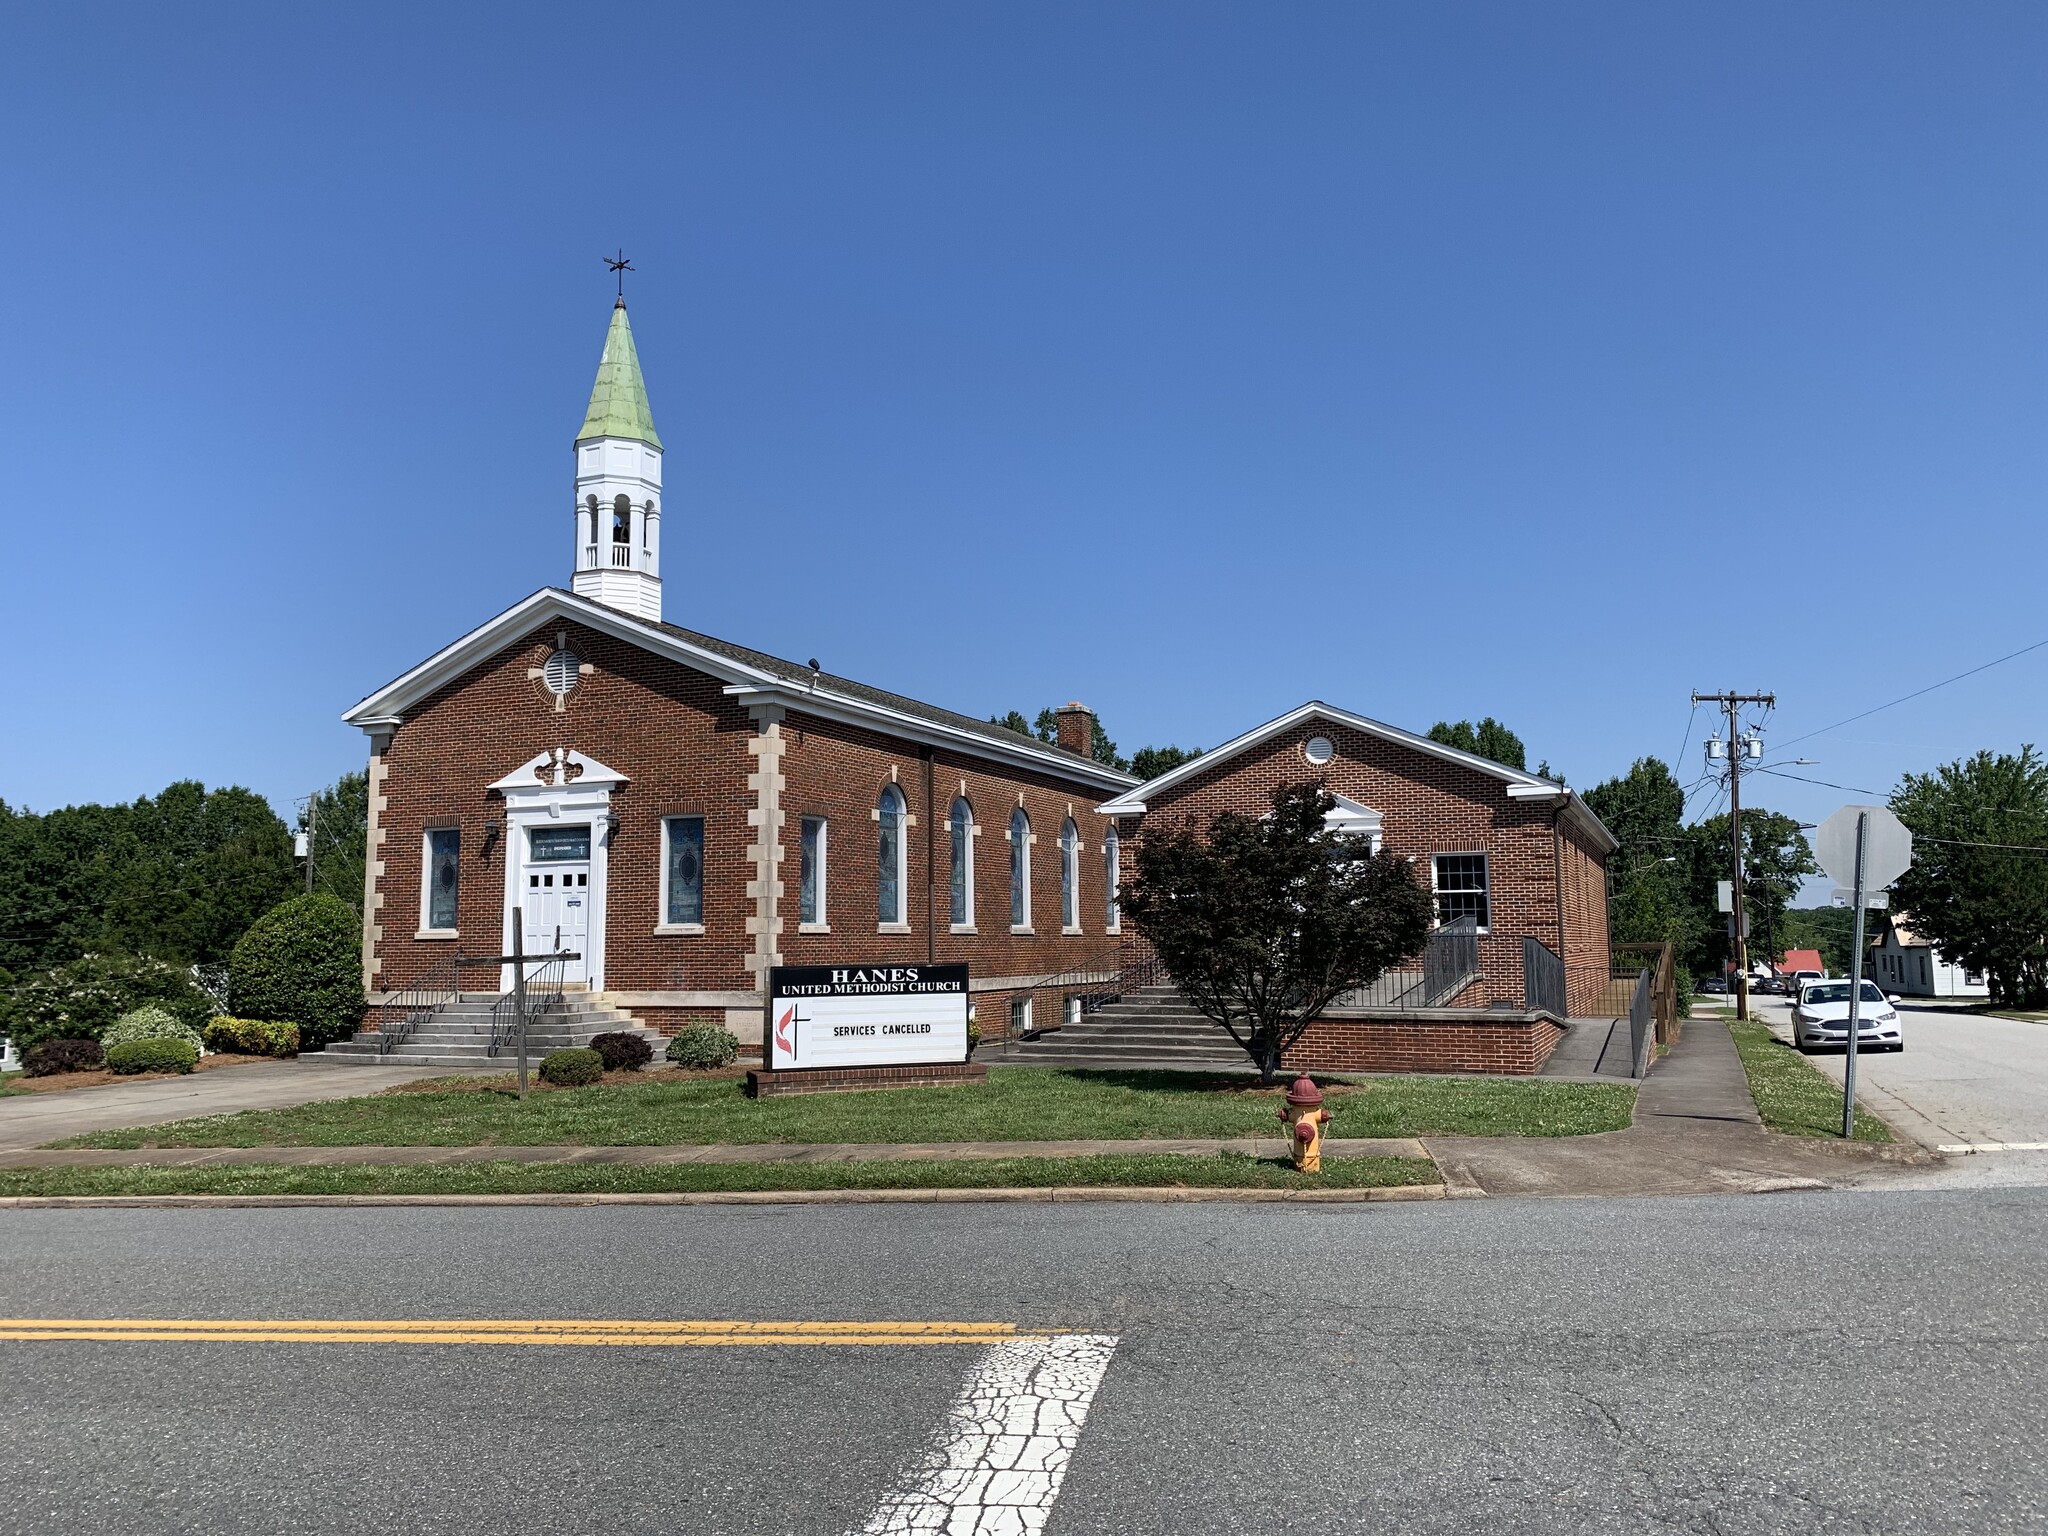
[656,815,707,935]
[1009,995,1033,1037]
[1009,806,1033,933]
[877,784,910,932]
[1431,851,1491,934]
[949,798,976,934]
[799,816,829,933]
[1104,823,1121,933]
[418,825,461,938]
[1060,817,1082,934]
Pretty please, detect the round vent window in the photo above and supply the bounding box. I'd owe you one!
[1303,735,1335,766]
[543,650,581,697]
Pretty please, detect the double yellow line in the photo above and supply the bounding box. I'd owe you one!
[0,1318,1047,1348]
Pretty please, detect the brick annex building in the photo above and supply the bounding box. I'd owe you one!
[344,300,1615,1069]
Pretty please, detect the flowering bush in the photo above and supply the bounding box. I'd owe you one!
[103,1005,205,1052]
[6,954,212,1049]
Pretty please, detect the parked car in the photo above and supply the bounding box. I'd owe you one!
[1698,975,1729,995]
[1753,976,1787,996]
[1792,980,1903,1052]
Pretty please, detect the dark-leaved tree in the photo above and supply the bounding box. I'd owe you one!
[1129,745,1202,782]
[1427,718,1527,771]
[1118,782,1434,1083]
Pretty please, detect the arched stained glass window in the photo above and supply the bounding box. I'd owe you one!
[1104,823,1120,932]
[878,785,906,925]
[1060,818,1080,931]
[1009,807,1031,929]
[949,798,973,927]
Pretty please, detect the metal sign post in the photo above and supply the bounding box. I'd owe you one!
[1841,813,1869,1139]
[510,908,530,1101]
[1812,805,1914,1139]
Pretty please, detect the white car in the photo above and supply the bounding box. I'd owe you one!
[1792,980,1904,1052]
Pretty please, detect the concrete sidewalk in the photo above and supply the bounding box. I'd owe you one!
[1425,1014,1927,1198]
[0,1058,456,1152]
[0,1135,1430,1170]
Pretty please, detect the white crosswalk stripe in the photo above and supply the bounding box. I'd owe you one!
[854,1332,1119,1535]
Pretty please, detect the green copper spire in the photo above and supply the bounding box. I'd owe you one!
[575,299,663,449]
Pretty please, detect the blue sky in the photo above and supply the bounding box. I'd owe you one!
[4,2,2045,862]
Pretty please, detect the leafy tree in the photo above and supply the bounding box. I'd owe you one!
[0,782,295,975]
[990,710,1034,737]
[303,772,368,918]
[1427,718,1527,771]
[1891,747,2048,1008]
[229,893,366,1048]
[1118,782,1434,1083]
[1584,757,1703,962]
[1684,809,1816,980]
[1130,745,1203,782]
[1778,906,1861,976]
[4,952,213,1049]
[993,707,1131,771]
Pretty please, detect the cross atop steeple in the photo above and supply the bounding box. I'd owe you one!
[605,249,634,305]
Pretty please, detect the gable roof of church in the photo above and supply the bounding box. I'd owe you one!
[1096,700,1617,852]
[342,588,1137,791]
[576,300,663,449]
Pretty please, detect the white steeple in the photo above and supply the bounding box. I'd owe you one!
[569,298,664,622]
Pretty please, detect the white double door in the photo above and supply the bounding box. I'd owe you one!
[522,825,591,984]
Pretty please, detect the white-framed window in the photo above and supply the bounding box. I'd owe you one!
[660,816,705,928]
[421,826,460,933]
[1060,817,1081,932]
[1104,823,1121,933]
[1432,852,1490,931]
[1009,806,1032,930]
[878,785,907,926]
[949,798,974,928]
[1009,995,1033,1037]
[1064,996,1083,1027]
[800,816,827,929]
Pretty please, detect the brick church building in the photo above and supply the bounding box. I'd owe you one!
[345,298,1137,1049]
[346,298,1615,1068]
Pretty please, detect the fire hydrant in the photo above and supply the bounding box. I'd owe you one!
[1278,1073,1332,1172]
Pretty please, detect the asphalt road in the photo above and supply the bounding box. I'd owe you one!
[1753,995,2048,1186]
[2,1191,2043,1534]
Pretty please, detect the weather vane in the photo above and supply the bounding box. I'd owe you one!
[605,249,634,301]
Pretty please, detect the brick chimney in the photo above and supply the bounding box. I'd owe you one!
[1054,702,1096,758]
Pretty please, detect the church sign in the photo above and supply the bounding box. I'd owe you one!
[765,965,970,1072]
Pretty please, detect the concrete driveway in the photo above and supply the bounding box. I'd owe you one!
[1752,995,2048,1184]
[0,1058,455,1151]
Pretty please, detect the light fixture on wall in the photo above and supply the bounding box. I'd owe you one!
[482,820,501,855]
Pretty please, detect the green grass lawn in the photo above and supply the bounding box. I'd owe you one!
[58,1066,1635,1150]
[0,1151,1440,1199]
[1727,1020,1891,1142]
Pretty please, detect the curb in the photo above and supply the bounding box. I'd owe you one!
[0,1183,1449,1210]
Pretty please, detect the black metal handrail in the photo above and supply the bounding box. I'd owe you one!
[1333,916,1480,1010]
[378,956,462,1055]
[488,954,571,1057]
[1522,936,1567,1019]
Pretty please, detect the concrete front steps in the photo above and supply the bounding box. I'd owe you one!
[316,994,664,1070]
[982,985,1256,1074]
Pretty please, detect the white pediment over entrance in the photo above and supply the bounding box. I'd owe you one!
[489,748,629,795]
[1324,794,1383,847]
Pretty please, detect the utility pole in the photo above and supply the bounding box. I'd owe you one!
[1693,690,1776,1021]
[304,793,317,895]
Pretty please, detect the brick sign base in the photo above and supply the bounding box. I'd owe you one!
[745,1062,989,1098]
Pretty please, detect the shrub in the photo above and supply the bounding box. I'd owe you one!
[539,1048,603,1087]
[590,1031,653,1072]
[23,1038,105,1077]
[103,1005,205,1052]
[665,1023,739,1070]
[106,1038,199,1075]
[202,1016,301,1057]
[229,894,365,1049]
[7,953,212,1049]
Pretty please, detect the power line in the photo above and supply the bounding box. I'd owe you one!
[1774,635,2048,751]
[1754,768,1883,797]
[1918,835,2048,855]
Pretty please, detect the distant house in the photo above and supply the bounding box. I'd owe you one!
[1870,915,1986,998]
[1778,948,1826,979]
